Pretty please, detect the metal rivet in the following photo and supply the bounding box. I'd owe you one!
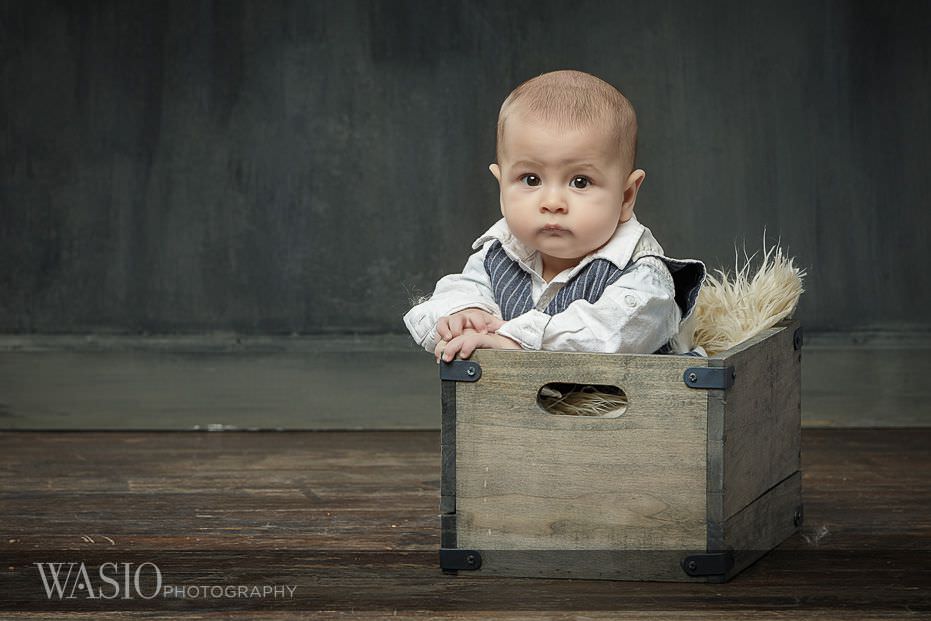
[688,372,698,383]
[466,367,475,376]
[686,560,697,572]
[466,554,476,565]
[794,508,803,527]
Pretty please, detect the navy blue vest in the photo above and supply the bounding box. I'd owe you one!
[484,240,625,320]
[482,240,706,355]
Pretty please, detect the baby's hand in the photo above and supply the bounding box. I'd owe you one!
[435,331,521,363]
[436,308,504,340]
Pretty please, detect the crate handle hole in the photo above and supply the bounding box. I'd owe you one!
[536,382,628,418]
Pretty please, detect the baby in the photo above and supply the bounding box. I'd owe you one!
[403,70,706,363]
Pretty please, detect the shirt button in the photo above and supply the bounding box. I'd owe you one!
[624,294,638,307]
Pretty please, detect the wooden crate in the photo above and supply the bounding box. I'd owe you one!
[438,319,803,582]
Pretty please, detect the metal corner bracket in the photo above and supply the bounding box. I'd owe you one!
[683,366,736,390]
[681,551,734,577]
[439,359,482,382]
[439,548,482,571]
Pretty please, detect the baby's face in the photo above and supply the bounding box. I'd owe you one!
[490,112,636,267]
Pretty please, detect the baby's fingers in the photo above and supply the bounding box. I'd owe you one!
[440,338,464,363]
[448,314,468,338]
[434,339,449,363]
[457,336,481,359]
[464,315,487,334]
[436,317,451,341]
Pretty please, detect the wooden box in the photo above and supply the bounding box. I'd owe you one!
[438,319,803,582]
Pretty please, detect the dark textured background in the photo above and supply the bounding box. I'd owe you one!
[2,0,928,335]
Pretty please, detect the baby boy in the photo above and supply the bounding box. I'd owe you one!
[403,70,706,363]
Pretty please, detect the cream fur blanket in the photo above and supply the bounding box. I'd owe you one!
[688,238,806,356]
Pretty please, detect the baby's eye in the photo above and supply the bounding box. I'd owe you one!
[519,174,541,187]
[571,176,591,189]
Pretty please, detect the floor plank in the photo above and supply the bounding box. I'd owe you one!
[0,429,928,618]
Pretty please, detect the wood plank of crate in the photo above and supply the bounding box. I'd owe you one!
[453,349,709,566]
[711,320,802,521]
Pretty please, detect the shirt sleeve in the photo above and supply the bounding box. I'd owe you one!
[402,243,501,352]
[495,256,681,354]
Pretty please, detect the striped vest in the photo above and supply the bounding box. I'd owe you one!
[482,234,706,354]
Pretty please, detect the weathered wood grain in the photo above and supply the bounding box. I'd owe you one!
[0,429,928,617]
[712,321,802,520]
[453,349,709,565]
[446,325,804,581]
[723,471,803,581]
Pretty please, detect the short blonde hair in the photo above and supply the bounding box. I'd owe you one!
[495,70,638,173]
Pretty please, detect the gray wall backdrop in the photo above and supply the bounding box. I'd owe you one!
[2,0,928,335]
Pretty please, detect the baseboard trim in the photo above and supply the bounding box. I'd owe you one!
[0,332,927,429]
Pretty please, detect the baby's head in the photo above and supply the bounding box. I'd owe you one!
[489,70,646,274]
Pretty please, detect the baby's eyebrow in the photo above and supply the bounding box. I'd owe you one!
[511,159,602,172]
[568,162,602,173]
[509,159,544,169]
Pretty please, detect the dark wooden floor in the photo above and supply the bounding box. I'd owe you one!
[0,429,928,619]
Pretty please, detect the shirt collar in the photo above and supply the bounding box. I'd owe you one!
[471,214,651,279]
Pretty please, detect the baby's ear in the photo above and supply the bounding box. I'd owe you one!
[489,163,502,183]
[620,169,647,222]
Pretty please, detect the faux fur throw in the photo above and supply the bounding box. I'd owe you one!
[689,239,806,357]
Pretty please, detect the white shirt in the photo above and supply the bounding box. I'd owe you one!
[402,214,682,355]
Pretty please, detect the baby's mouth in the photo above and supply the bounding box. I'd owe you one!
[540,225,569,234]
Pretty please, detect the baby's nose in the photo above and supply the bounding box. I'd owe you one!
[540,198,568,213]
[540,186,568,212]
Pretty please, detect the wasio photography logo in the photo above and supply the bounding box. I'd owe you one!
[32,561,297,601]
